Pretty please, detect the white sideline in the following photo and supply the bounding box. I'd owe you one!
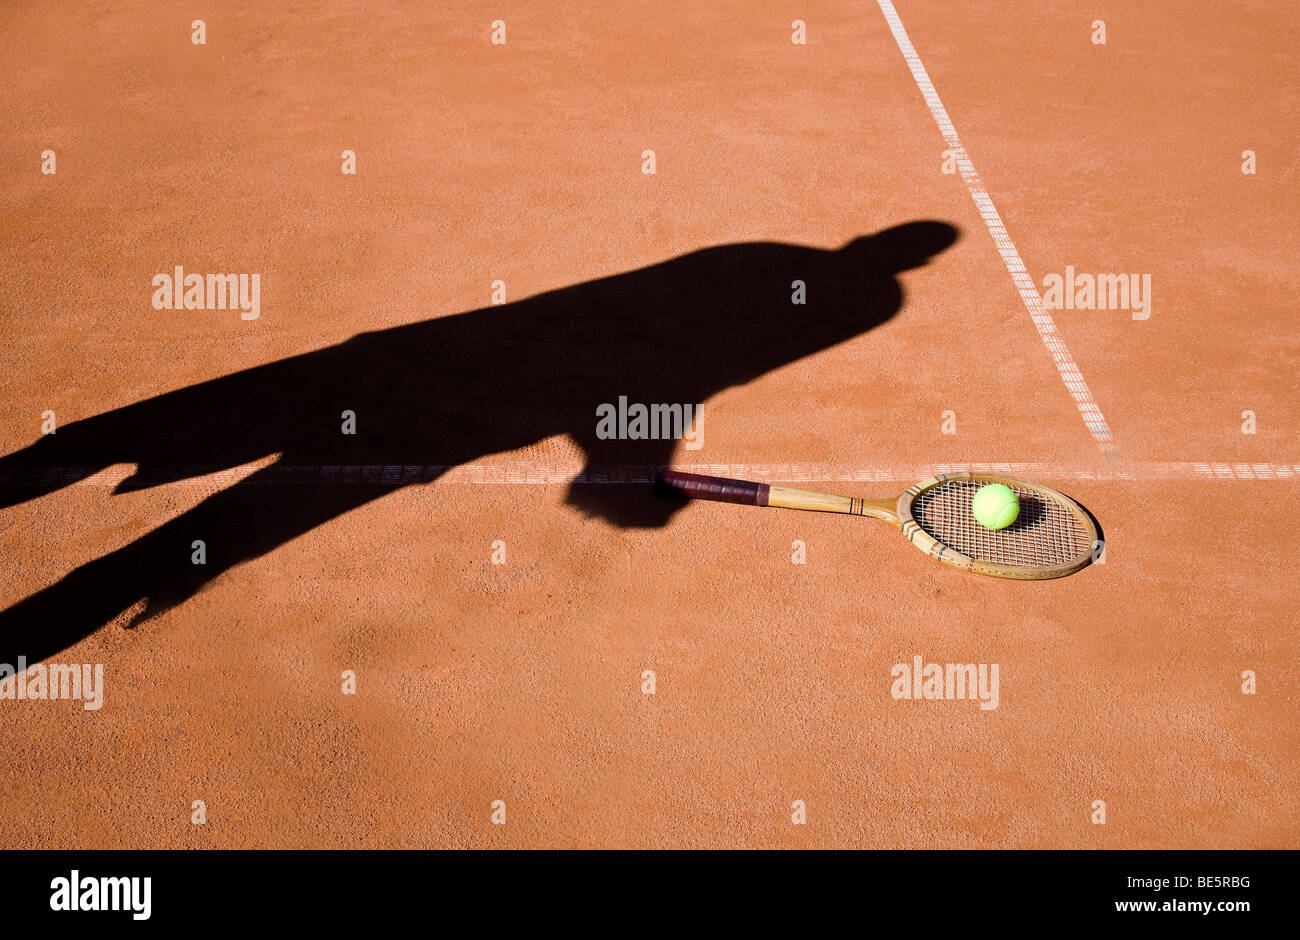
[44,461,1300,488]
[875,0,1118,460]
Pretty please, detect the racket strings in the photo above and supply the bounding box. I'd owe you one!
[912,480,1091,569]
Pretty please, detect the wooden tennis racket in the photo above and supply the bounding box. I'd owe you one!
[658,469,1100,580]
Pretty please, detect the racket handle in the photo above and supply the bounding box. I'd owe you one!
[657,469,770,506]
[658,469,899,523]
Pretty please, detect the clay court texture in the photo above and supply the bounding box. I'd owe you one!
[0,1,1295,848]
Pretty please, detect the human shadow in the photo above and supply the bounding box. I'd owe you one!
[0,221,958,664]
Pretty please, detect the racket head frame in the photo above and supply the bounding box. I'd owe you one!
[896,471,1100,580]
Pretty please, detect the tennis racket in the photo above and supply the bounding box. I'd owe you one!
[657,469,1100,580]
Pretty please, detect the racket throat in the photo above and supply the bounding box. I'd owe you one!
[850,496,902,524]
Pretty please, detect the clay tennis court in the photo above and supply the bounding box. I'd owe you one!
[1,0,1295,849]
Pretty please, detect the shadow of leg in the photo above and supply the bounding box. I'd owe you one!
[0,463,410,664]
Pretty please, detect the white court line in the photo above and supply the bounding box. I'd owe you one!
[875,0,1118,460]
[23,461,1297,488]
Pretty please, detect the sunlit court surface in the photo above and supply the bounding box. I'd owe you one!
[0,0,1295,867]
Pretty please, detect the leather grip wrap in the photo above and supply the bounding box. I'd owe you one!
[657,470,770,507]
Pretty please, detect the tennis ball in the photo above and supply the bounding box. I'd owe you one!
[972,483,1019,530]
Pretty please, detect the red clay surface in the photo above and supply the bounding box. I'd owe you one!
[0,0,1295,847]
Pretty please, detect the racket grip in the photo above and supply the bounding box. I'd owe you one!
[657,469,770,507]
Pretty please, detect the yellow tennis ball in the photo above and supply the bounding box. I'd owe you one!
[972,483,1019,530]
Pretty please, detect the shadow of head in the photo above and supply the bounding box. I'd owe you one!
[836,220,960,273]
